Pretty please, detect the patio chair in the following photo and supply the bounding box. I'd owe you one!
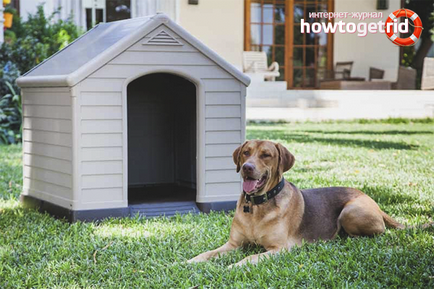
[322,61,365,81]
[334,61,353,80]
[369,67,385,81]
[242,51,280,81]
[421,57,434,90]
[392,66,416,90]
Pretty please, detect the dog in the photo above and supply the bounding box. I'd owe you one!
[188,140,411,268]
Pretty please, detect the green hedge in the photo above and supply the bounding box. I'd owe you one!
[0,5,82,144]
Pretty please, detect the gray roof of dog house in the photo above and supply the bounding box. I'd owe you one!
[17,14,250,88]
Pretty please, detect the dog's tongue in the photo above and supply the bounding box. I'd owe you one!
[243,179,258,193]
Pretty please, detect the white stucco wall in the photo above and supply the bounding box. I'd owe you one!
[178,0,244,70]
[19,0,55,20]
[334,0,401,81]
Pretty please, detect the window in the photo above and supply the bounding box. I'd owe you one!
[84,0,131,30]
[290,0,333,88]
[245,0,334,88]
[106,0,131,22]
[246,0,287,81]
[86,8,104,30]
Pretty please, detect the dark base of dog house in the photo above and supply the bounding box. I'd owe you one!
[20,194,237,223]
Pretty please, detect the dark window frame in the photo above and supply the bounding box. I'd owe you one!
[245,0,334,89]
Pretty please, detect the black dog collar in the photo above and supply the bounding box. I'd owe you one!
[243,178,286,206]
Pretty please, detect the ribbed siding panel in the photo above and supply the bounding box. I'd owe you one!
[21,88,73,207]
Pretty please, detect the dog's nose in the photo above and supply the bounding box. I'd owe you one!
[242,163,255,174]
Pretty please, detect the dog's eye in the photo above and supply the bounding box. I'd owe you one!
[261,154,271,158]
[243,151,250,156]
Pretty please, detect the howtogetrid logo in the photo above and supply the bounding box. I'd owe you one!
[385,9,423,47]
[301,9,423,47]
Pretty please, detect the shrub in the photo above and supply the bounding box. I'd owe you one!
[0,81,21,144]
[0,62,21,144]
[0,4,82,144]
[5,5,82,76]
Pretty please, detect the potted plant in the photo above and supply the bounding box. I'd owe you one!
[3,6,15,28]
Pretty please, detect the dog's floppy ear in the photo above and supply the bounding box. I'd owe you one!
[233,141,248,173]
[275,143,295,175]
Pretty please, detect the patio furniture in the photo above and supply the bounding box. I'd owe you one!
[243,51,280,81]
[334,61,353,80]
[392,66,416,90]
[322,61,365,82]
[320,80,391,90]
[369,67,385,81]
[421,57,434,90]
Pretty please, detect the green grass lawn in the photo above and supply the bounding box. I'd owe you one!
[1,120,434,288]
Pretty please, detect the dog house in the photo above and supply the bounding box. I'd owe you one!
[16,14,250,222]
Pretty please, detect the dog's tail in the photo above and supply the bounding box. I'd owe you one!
[381,211,405,229]
[381,211,434,230]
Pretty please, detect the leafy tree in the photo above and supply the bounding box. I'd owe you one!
[403,0,434,70]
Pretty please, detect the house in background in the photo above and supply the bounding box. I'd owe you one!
[14,0,244,72]
[8,0,434,120]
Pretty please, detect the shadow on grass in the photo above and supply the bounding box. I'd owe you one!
[293,166,332,173]
[359,185,433,219]
[361,185,418,205]
[248,129,418,150]
[285,174,432,220]
[297,130,434,135]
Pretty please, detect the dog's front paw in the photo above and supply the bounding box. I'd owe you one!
[187,254,207,263]
[228,261,245,269]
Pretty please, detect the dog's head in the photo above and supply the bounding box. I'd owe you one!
[233,140,295,195]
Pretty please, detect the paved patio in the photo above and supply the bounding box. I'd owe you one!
[246,81,434,121]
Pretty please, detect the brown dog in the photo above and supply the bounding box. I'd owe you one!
[188,140,406,267]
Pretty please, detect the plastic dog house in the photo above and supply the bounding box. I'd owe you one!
[17,14,250,222]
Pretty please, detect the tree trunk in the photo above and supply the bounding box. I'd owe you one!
[412,38,433,70]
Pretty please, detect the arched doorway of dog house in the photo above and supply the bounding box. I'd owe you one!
[127,73,198,216]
